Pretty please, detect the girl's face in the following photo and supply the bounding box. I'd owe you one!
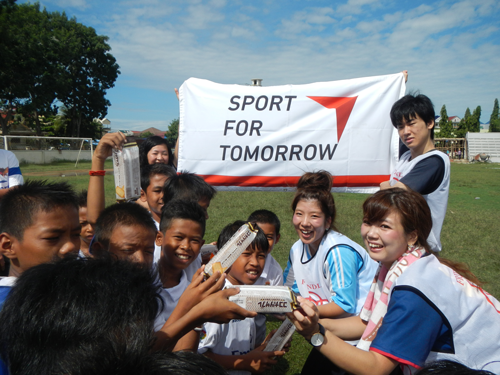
[147,144,169,165]
[292,199,331,255]
[360,210,417,269]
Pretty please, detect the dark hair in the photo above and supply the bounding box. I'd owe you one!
[416,360,495,375]
[141,163,177,191]
[291,170,337,231]
[390,94,436,139]
[0,257,161,375]
[147,351,227,375]
[363,188,482,285]
[159,199,206,237]
[77,189,88,208]
[247,209,281,236]
[0,180,78,240]
[139,136,174,168]
[162,171,216,206]
[93,202,157,249]
[217,220,268,254]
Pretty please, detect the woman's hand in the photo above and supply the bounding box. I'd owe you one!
[286,296,320,341]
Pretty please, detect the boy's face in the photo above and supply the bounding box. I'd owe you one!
[78,206,94,246]
[141,174,168,222]
[156,218,204,271]
[106,224,156,267]
[0,206,80,275]
[256,222,280,254]
[396,113,433,153]
[227,246,266,286]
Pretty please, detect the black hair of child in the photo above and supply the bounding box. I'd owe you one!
[162,171,216,206]
[93,202,157,249]
[247,209,281,236]
[0,180,78,240]
[217,220,268,254]
[0,256,161,375]
[159,199,206,237]
[77,189,88,208]
[390,93,435,139]
[139,135,175,169]
[147,351,227,375]
[140,163,177,192]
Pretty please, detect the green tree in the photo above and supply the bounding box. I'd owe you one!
[490,98,500,132]
[456,108,471,138]
[470,106,481,133]
[55,14,119,137]
[0,2,119,137]
[438,105,453,138]
[165,118,179,149]
[140,131,155,138]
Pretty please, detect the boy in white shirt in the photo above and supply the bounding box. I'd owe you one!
[198,221,284,375]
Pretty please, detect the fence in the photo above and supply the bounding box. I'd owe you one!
[1,135,94,165]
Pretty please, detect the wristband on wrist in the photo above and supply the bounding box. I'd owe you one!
[89,170,106,176]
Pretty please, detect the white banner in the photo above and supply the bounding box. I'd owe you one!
[178,73,405,193]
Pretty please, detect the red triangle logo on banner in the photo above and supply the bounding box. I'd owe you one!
[307,96,358,141]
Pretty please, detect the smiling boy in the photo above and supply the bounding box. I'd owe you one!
[198,221,284,374]
[160,172,217,279]
[380,94,450,252]
[153,199,206,352]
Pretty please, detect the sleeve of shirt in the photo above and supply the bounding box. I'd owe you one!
[7,151,23,187]
[323,245,363,314]
[198,322,223,354]
[399,155,445,195]
[370,287,446,369]
[283,256,298,294]
[268,256,284,286]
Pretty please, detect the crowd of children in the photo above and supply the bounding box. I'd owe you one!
[0,92,498,375]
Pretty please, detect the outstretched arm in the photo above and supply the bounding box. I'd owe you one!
[87,132,126,224]
[204,345,284,374]
[154,269,256,351]
[288,298,397,375]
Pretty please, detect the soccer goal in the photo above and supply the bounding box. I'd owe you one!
[0,135,94,166]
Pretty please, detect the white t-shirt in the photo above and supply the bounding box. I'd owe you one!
[390,150,450,252]
[254,254,283,286]
[0,150,23,190]
[154,270,190,331]
[198,279,256,375]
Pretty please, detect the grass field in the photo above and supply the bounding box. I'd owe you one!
[24,161,500,374]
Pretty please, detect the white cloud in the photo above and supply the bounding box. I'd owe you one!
[45,0,498,124]
[337,0,381,15]
[48,0,89,9]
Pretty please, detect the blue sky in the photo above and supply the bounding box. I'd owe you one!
[20,0,500,131]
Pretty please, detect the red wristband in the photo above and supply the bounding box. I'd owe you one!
[89,170,106,176]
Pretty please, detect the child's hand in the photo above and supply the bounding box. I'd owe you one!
[93,132,126,162]
[196,287,257,324]
[175,265,225,316]
[261,328,292,353]
[240,345,284,373]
